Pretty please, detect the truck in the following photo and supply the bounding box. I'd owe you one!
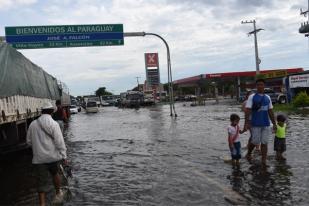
[119,91,144,108]
[84,96,101,107]
[0,43,70,153]
[143,90,155,106]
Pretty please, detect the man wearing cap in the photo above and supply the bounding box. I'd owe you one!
[26,102,67,206]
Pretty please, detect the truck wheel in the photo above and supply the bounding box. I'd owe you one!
[279,96,286,104]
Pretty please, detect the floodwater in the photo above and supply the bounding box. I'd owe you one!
[1,100,309,205]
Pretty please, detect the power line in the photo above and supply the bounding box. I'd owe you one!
[299,0,309,37]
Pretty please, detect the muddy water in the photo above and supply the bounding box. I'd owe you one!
[1,101,308,205]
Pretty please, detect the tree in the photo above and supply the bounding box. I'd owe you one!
[95,87,113,96]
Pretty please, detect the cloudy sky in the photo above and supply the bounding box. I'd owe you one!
[0,0,308,95]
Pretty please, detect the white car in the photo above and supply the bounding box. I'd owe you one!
[69,105,78,114]
[86,101,99,113]
[101,100,110,106]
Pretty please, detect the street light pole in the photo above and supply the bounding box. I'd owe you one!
[124,32,177,117]
[241,20,264,75]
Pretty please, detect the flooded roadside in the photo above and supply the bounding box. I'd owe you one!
[0,101,308,205]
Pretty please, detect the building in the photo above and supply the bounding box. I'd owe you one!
[285,70,309,102]
[173,68,304,99]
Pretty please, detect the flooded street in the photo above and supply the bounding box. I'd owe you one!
[1,101,309,205]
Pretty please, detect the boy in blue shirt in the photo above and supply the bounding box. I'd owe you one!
[243,79,277,166]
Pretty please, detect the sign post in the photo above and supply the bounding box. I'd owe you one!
[5,24,124,49]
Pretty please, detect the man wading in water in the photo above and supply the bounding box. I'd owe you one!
[27,102,68,206]
[243,79,277,166]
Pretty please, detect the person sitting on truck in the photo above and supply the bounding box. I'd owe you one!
[53,100,68,133]
[26,102,68,206]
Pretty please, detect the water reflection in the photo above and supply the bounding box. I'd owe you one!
[227,160,293,205]
[0,103,308,205]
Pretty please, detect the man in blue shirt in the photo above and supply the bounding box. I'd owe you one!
[244,79,277,166]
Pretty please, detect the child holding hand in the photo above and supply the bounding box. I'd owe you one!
[228,114,244,166]
[274,114,287,161]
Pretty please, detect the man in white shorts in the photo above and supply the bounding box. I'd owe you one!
[243,79,277,166]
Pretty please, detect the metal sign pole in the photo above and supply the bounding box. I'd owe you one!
[124,32,177,117]
[145,33,175,117]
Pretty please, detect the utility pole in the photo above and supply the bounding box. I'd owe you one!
[241,19,264,75]
[299,0,309,37]
[135,77,140,91]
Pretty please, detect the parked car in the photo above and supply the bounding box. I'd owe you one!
[251,88,286,104]
[101,100,110,106]
[86,101,99,113]
[69,105,78,114]
[184,95,197,101]
[175,95,185,101]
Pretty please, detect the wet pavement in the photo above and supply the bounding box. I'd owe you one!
[1,101,309,205]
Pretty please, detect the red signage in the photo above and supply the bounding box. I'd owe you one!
[145,53,159,67]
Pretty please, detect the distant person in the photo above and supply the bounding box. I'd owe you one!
[243,79,277,166]
[228,114,243,166]
[26,102,67,206]
[53,100,68,133]
[242,91,260,151]
[274,114,287,161]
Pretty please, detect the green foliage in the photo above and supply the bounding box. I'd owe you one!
[273,104,294,112]
[293,91,309,108]
[95,87,113,96]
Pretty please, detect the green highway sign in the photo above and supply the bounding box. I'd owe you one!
[5,24,124,49]
[10,40,124,49]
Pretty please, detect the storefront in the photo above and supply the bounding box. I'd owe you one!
[286,71,309,102]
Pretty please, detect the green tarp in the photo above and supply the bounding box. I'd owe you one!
[0,43,61,99]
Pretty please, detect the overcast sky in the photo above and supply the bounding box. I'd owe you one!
[0,0,308,95]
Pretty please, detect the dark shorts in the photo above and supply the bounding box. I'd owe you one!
[274,137,286,152]
[33,161,61,193]
[230,142,241,160]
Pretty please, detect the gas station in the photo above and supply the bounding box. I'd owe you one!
[173,68,304,100]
